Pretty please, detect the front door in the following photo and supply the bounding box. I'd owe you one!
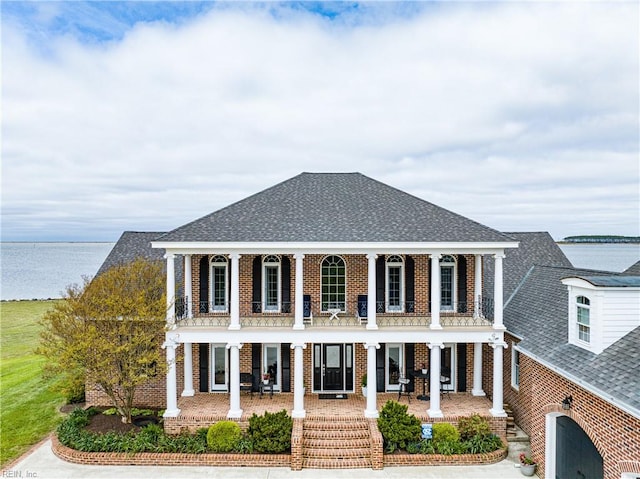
[313,343,354,392]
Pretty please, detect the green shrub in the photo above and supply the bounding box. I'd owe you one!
[458,414,492,441]
[434,438,464,455]
[235,436,254,454]
[377,400,421,453]
[461,433,504,454]
[248,410,293,453]
[432,422,460,443]
[207,421,242,452]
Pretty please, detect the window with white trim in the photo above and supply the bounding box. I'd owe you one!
[576,295,590,343]
[209,255,228,312]
[386,255,404,312]
[511,348,520,390]
[440,255,457,311]
[321,255,346,312]
[262,255,281,312]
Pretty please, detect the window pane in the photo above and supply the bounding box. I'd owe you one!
[321,256,346,311]
[213,265,226,308]
[441,266,453,307]
[265,266,278,308]
[388,265,401,307]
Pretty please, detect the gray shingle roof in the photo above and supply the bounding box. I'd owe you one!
[483,232,573,304]
[97,231,167,275]
[568,275,640,287]
[158,172,514,243]
[623,260,640,275]
[505,264,640,415]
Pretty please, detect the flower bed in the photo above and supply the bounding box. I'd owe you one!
[384,447,507,466]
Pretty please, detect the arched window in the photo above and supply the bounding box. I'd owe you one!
[576,296,590,343]
[321,255,346,312]
[262,255,281,312]
[209,255,228,312]
[386,255,404,312]
[440,255,457,311]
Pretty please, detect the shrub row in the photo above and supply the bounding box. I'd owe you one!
[377,401,504,455]
[58,408,293,455]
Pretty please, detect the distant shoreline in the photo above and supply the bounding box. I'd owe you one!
[557,240,640,245]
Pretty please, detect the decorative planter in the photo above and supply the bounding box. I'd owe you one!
[520,463,536,476]
[362,386,367,397]
[263,379,270,385]
[421,369,427,375]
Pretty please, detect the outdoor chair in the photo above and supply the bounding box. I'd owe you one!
[240,372,254,396]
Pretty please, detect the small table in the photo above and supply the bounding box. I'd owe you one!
[413,370,430,401]
[259,380,274,398]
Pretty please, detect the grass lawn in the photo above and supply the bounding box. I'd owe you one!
[0,300,65,466]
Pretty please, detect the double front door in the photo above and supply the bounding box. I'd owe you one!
[313,343,354,392]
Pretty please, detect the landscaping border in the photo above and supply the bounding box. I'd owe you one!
[383,447,507,466]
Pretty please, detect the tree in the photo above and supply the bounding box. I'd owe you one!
[38,258,167,423]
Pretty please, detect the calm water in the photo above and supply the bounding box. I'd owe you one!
[0,242,638,301]
[1,242,114,300]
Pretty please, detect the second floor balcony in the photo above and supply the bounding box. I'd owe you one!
[174,296,494,329]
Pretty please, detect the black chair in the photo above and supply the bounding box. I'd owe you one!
[398,372,411,402]
[440,374,451,399]
[240,373,254,396]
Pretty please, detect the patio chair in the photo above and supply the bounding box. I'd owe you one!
[440,374,451,399]
[240,372,254,396]
[398,371,411,403]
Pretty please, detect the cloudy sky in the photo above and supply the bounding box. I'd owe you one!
[2,1,638,242]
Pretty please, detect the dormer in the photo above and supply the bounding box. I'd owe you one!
[561,275,640,354]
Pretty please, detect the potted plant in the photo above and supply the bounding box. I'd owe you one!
[519,453,537,476]
[262,371,271,385]
[420,362,427,374]
[361,374,367,397]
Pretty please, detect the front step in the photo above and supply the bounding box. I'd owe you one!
[302,418,372,469]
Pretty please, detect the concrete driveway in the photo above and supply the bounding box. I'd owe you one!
[3,438,533,479]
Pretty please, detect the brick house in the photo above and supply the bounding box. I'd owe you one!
[485,235,640,479]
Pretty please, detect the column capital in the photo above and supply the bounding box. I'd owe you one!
[293,252,305,260]
[489,341,508,349]
[366,253,378,261]
[226,342,243,350]
[428,342,444,350]
[229,253,241,260]
[430,253,442,260]
[290,342,307,350]
[363,342,380,350]
[493,252,506,260]
[164,252,175,260]
[162,337,180,350]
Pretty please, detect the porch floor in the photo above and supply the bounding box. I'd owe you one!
[174,391,493,422]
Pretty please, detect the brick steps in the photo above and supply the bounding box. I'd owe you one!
[504,403,517,437]
[302,418,372,469]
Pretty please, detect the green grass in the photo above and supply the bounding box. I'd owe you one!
[0,300,65,466]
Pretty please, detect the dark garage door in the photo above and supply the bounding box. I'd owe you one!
[556,416,603,479]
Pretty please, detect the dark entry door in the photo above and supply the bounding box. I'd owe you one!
[556,415,603,479]
[323,344,344,390]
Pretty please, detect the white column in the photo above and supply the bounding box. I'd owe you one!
[182,342,195,397]
[165,253,176,326]
[430,254,442,329]
[364,342,380,417]
[229,254,241,330]
[366,254,378,330]
[493,253,505,330]
[474,254,482,318]
[293,253,305,330]
[162,337,180,418]
[428,342,443,418]
[489,340,507,417]
[291,343,306,418]
[227,342,243,418]
[184,254,193,319]
[472,342,486,396]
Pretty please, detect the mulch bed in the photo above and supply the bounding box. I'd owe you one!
[83,408,162,434]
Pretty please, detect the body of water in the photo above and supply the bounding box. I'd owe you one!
[1,242,114,300]
[1,242,638,301]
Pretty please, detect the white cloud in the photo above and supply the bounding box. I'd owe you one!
[2,2,638,241]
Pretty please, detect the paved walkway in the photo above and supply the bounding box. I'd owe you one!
[5,438,532,479]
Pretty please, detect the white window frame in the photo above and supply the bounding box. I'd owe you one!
[440,255,457,312]
[262,255,281,313]
[210,343,228,392]
[440,343,456,391]
[386,255,404,313]
[511,347,520,390]
[209,255,228,312]
[263,343,281,391]
[576,295,591,344]
[320,255,347,312]
[385,343,404,391]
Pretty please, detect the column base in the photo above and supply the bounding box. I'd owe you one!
[429,324,443,330]
[181,389,195,397]
[489,408,507,417]
[492,324,507,331]
[227,409,243,419]
[163,408,181,418]
[471,389,486,397]
[364,409,379,418]
[292,324,305,330]
[365,324,379,330]
[292,409,306,418]
[227,324,241,331]
[427,409,443,418]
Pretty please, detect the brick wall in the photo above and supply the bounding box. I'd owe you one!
[504,335,640,479]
